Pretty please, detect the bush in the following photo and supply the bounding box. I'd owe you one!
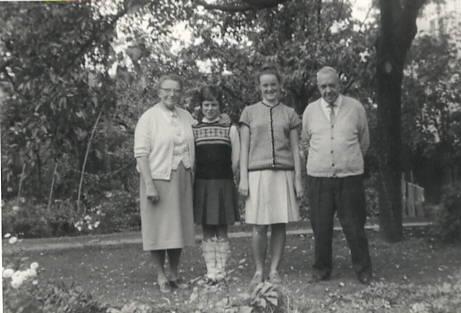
[83,190,140,234]
[364,173,379,217]
[1,190,140,238]
[431,183,461,242]
[3,279,107,313]
[1,199,78,238]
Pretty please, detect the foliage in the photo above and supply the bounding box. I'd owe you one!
[248,282,285,313]
[1,189,139,238]
[3,231,106,313]
[1,0,458,239]
[364,172,379,217]
[84,189,140,233]
[402,33,461,201]
[1,2,116,200]
[2,199,77,238]
[430,183,461,242]
[3,279,108,313]
[180,0,377,114]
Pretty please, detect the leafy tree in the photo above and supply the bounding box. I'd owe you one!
[0,1,132,208]
[402,33,461,202]
[375,0,427,241]
[192,0,428,242]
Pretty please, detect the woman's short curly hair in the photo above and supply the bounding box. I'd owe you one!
[157,73,183,90]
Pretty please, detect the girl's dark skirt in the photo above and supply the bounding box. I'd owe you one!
[193,179,239,225]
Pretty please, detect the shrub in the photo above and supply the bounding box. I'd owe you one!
[3,278,108,313]
[430,183,461,242]
[364,172,379,217]
[1,199,77,238]
[83,190,140,234]
[1,189,140,238]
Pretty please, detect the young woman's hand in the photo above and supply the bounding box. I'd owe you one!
[238,179,249,198]
[295,178,304,200]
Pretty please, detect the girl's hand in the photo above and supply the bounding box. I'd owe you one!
[238,179,249,198]
[145,183,160,204]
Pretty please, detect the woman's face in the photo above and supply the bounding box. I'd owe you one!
[159,79,182,110]
[201,100,221,121]
[259,73,281,103]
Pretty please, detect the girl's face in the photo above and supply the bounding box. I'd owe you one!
[259,73,281,103]
[202,100,221,121]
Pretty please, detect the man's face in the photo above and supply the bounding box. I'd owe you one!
[317,73,340,105]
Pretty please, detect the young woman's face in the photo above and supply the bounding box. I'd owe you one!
[158,79,182,110]
[201,100,221,121]
[259,73,281,103]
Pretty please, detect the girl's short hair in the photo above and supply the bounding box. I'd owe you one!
[157,74,183,90]
[198,85,224,109]
[256,64,282,84]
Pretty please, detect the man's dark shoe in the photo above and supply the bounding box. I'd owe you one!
[357,272,372,285]
[310,271,330,283]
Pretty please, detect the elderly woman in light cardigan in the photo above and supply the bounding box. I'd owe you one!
[134,74,195,293]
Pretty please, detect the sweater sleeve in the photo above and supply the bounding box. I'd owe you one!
[358,104,370,155]
[300,106,311,160]
[289,109,301,129]
[229,125,240,172]
[239,106,251,128]
[134,112,152,158]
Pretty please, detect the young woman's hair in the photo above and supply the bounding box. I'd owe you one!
[157,73,183,90]
[256,63,282,84]
[198,85,224,110]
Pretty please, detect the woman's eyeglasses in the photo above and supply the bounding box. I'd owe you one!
[160,88,181,95]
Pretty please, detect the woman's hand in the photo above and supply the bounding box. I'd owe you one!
[238,179,249,198]
[145,182,160,204]
[295,177,304,200]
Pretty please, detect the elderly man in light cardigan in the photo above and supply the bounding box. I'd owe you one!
[302,66,372,285]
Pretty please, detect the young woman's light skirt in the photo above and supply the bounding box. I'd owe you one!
[244,170,300,225]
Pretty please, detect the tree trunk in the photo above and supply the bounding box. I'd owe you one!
[376,50,404,242]
[376,0,425,242]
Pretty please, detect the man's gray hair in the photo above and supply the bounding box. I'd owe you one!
[316,66,339,82]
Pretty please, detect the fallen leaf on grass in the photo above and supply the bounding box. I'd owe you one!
[237,306,253,313]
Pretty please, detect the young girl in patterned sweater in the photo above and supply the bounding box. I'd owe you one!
[193,85,240,284]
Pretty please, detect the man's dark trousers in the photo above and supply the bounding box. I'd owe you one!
[307,174,372,278]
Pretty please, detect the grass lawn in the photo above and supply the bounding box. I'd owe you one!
[3,228,461,312]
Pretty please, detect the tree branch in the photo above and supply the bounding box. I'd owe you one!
[59,5,130,76]
[317,0,322,34]
[196,0,290,12]
[399,0,426,52]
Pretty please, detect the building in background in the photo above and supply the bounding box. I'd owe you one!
[418,0,461,54]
